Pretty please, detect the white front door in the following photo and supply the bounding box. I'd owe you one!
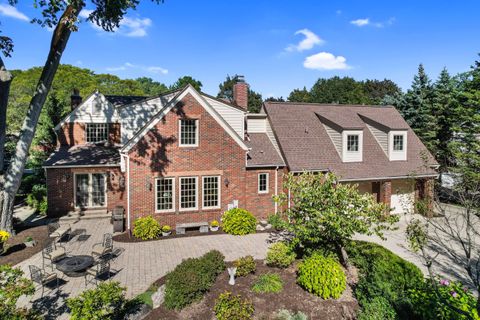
[75,173,106,208]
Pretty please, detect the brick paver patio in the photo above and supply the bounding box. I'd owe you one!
[15,218,270,319]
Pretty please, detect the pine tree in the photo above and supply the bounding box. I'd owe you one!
[217,75,263,113]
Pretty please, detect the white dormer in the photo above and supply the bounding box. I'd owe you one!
[342,130,363,162]
[388,131,407,161]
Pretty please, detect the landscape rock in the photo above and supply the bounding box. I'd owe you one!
[265,224,272,230]
[256,225,265,231]
[260,220,268,226]
[152,284,166,309]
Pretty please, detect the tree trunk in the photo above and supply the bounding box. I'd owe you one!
[335,242,350,270]
[0,58,12,174]
[0,5,81,232]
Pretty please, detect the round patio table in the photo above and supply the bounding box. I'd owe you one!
[56,255,95,277]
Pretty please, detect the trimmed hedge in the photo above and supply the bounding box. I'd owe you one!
[222,208,257,235]
[164,250,225,310]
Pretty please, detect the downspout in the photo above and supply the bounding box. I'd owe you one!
[274,166,279,213]
[126,154,131,231]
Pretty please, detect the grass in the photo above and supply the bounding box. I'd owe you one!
[252,273,283,293]
[135,283,159,308]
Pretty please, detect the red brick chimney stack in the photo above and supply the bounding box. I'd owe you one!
[71,88,82,110]
[233,75,248,110]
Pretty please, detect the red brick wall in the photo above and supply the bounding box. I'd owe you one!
[233,82,248,110]
[57,122,121,147]
[127,93,251,227]
[379,180,392,206]
[244,168,281,220]
[46,167,126,217]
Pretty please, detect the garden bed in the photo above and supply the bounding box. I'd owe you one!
[0,225,50,266]
[144,260,359,320]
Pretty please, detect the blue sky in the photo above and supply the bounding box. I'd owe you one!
[1,0,479,98]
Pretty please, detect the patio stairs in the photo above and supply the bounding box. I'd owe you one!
[59,209,110,222]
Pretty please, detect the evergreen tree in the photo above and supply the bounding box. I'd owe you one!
[217,75,263,113]
[363,79,402,104]
[170,76,203,92]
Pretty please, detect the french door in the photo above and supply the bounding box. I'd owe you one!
[75,173,106,208]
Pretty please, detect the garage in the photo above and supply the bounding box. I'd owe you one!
[390,179,415,214]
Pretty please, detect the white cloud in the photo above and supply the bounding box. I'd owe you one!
[286,29,324,52]
[106,62,168,75]
[350,17,395,28]
[350,18,370,27]
[303,52,351,70]
[79,9,93,19]
[80,8,152,37]
[0,4,29,21]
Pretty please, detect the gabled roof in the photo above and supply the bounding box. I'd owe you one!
[43,144,120,167]
[104,95,147,107]
[246,133,285,167]
[264,101,438,180]
[120,85,249,153]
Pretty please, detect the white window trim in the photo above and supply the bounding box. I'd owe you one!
[178,119,199,147]
[85,123,108,143]
[388,131,408,161]
[179,176,198,211]
[202,176,221,210]
[258,173,269,194]
[155,177,176,213]
[73,173,107,208]
[342,130,363,162]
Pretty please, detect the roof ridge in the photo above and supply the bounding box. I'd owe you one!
[265,101,395,108]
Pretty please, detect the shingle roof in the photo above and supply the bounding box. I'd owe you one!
[104,95,147,107]
[246,133,285,167]
[43,145,120,167]
[264,102,438,180]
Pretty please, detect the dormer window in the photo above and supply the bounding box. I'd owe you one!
[347,135,359,152]
[393,134,404,151]
[179,119,198,147]
[389,131,407,161]
[342,130,363,162]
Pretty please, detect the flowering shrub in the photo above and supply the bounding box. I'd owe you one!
[0,230,10,243]
[211,220,219,227]
[409,277,480,320]
[162,225,171,233]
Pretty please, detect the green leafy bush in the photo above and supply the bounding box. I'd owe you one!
[266,242,296,268]
[409,278,480,320]
[357,296,397,320]
[222,208,257,235]
[297,253,346,299]
[67,281,129,320]
[164,250,225,310]
[214,291,254,320]
[267,213,286,230]
[132,216,161,240]
[252,273,283,293]
[0,265,38,319]
[275,309,308,320]
[26,184,47,215]
[233,255,256,277]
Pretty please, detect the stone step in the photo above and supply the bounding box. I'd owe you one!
[60,209,110,222]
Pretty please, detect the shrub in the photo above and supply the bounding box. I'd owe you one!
[252,273,283,293]
[214,291,254,320]
[164,250,225,310]
[297,253,346,299]
[211,220,219,227]
[266,242,296,268]
[26,184,47,215]
[0,265,36,319]
[67,281,129,320]
[357,296,397,320]
[409,277,480,320]
[222,208,257,235]
[162,225,171,233]
[267,213,286,230]
[132,216,161,240]
[275,309,308,320]
[234,255,256,277]
[0,230,10,243]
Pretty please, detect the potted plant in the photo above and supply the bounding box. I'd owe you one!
[24,236,37,247]
[0,230,10,254]
[210,220,219,232]
[162,225,171,237]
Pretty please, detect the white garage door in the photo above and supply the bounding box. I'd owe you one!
[390,180,415,214]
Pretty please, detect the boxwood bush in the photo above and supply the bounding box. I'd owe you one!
[233,255,256,277]
[266,242,296,268]
[214,291,254,320]
[297,253,346,299]
[164,250,225,310]
[132,216,161,240]
[222,208,257,235]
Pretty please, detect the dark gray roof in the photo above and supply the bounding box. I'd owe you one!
[264,102,438,180]
[105,95,147,107]
[43,145,120,167]
[246,133,285,167]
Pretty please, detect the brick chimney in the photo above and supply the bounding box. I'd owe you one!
[70,88,82,110]
[233,75,248,110]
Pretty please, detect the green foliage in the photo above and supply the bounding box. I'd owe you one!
[347,241,424,319]
[170,76,203,92]
[214,291,255,320]
[221,208,257,235]
[267,213,286,230]
[252,273,283,293]
[406,219,428,253]
[216,74,263,113]
[135,283,159,308]
[276,172,396,257]
[0,265,35,319]
[67,281,129,320]
[409,278,479,320]
[164,250,225,310]
[287,86,311,102]
[161,225,171,233]
[266,242,296,268]
[357,296,398,320]
[132,216,161,240]
[26,184,47,215]
[297,254,346,299]
[233,255,256,277]
[275,309,308,320]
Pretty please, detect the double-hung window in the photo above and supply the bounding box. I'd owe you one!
[179,119,198,146]
[203,176,220,209]
[179,177,198,210]
[156,178,175,212]
[393,134,404,151]
[346,134,359,152]
[86,123,108,143]
[258,173,269,194]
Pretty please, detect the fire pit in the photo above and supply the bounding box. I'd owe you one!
[56,255,95,277]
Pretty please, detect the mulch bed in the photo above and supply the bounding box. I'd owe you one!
[0,225,50,266]
[144,261,359,320]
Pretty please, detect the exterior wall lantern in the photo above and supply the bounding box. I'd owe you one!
[224,178,230,187]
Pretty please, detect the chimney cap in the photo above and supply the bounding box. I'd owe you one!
[234,75,245,83]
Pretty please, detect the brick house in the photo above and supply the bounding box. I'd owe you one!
[43,77,438,230]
